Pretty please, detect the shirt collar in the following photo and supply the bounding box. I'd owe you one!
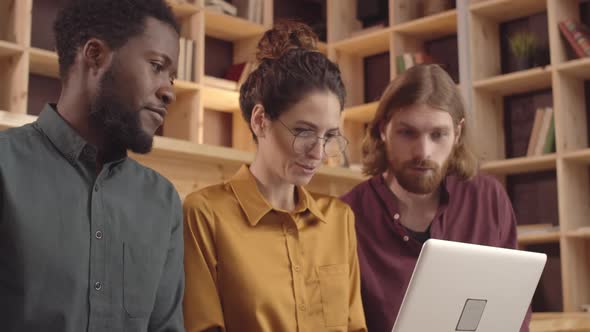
[35,103,126,165]
[229,165,327,226]
[35,104,89,164]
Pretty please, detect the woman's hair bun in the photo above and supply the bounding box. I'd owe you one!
[256,20,319,62]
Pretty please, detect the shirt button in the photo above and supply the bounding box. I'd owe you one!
[403,235,410,242]
[95,230,103,239]
[287,227,295,234]
[293,265,301,272]
[394,213,400,220]
[94,185,99,192]
[299,304,306,311]
[94,281,102,291]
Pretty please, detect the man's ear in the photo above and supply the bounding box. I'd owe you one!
[82,38,113,75]
[455,118,465,145]
[250,104,267,140]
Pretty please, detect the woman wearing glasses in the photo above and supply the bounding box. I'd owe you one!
[182,21,367,332]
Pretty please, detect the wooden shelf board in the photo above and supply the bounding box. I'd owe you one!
[473,66,552,96]
[393,10,457,39]
[343,101,379,123]
[201,84,240,112]
[0,40,23,57]
[0,110,37,130]
[29,47,59,78]
[470,0,546,22]
[167,0,200,18]
[556,57,590,80]
[563,148,590,164]
[480,154,557,175]
[530,312,590,331]
[174,80,200,94]
[518,230,561,246]
[0,111,364,184]
[204,9,265,41]
[565,227,590,239]
[332,27,391,57]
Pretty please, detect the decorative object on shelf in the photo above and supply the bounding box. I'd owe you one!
[509,31,538,70]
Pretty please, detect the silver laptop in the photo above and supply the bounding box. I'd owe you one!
[391,239,547,332]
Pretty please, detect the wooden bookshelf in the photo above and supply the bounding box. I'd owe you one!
[529,312,590,332]
[556,58,590,79]
[29,47,58,78]
[1,0,589,324]
[470,0,546,22]
[481,154,557,175]
[473,66,552,96]
[392,9,457,39]
[518,230,561,246]
[331,27,391,57]
[167,0,200,18]
[0,40,23,56]
[343,101,379,123]
[201,83,240,112]
[204,9,266,41]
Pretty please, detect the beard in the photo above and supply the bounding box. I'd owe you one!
[88,65,153,155]
[390,154,450,195]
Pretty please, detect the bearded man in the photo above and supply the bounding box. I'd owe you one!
[0,1,185,331]
[341,64,531,332]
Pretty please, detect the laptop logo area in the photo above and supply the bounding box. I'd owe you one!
[456,299,487,331]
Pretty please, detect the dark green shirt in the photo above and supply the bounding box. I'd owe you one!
[0,104,185,332]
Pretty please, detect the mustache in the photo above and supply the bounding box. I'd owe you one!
[403,159,439,169]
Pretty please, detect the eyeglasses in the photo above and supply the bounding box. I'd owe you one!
[276,119,349,158]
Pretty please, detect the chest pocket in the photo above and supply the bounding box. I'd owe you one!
[318,264,349,327]
[122,243,162,318]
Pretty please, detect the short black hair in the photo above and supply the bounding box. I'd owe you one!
[54,0,180,78]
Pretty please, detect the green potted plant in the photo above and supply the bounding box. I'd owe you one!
[509,31,538,70]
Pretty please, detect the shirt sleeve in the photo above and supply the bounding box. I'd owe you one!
[494,182,532,332]
[346,207,368,332]
[148,190,186,332]
[183,193,226,332]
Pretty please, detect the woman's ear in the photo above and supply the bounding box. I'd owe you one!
[250,104,267,140]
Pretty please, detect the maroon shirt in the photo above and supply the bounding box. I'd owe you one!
[341,173,531,332]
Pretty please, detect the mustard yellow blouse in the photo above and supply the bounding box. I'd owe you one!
[182,165,367,332]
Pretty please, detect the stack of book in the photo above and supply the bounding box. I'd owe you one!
[177,37,196,82]
[526,107,555,157]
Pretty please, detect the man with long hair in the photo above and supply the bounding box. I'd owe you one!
[341,64,531,332]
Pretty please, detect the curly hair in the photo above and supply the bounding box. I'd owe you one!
[53,0,180,79]
[239,20,346,142]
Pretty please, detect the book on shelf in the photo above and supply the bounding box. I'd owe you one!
[558,19,590,59]
[205,0,238,16]
[233,0,264,24]
[526,107,555,156]
[177,37,196,82]
[396,52,432,74]
[223,61,255,89]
